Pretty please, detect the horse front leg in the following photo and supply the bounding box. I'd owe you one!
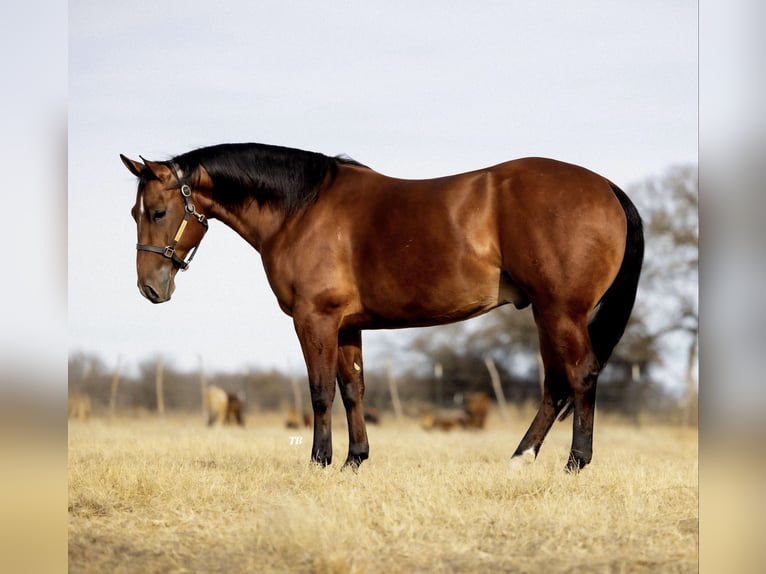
[294,310,340,467]
[337,329,369,469]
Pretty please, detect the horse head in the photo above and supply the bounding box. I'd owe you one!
[121,155,208,303]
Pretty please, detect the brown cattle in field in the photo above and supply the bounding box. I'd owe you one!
[421,410,467,431]
[285,407,312,429]
[225,393,244,425]
[463,392,490,429]
[421,393,490,431]
[206,386,245,426]
[363,406,380,424]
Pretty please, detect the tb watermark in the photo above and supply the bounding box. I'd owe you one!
[289,436,304,445]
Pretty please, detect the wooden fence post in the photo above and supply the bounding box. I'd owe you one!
[199,355,207,424]
[109,356,121,418]
[387,358,404,420]
[155,357,165,416]
[484,356,510,421]
[434,361,443,409]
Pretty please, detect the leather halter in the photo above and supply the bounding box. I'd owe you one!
[135,167,209,271]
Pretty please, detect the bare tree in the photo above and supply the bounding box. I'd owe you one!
[630,164,698,418]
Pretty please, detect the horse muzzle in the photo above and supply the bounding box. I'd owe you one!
[138,277,175,304]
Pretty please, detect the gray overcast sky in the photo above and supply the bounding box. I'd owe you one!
[68,1,697,375]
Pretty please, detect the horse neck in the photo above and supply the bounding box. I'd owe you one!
[197,190,287,253]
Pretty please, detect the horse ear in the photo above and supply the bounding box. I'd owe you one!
[120,154,145,177]
[140,157,172,183]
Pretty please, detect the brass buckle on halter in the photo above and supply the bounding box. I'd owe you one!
[163,246,176,258]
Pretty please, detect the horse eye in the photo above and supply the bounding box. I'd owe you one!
[152,210,166,222]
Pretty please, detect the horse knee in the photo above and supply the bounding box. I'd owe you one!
[310,386,334,415]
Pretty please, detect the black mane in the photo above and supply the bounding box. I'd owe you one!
[171,143,366,215]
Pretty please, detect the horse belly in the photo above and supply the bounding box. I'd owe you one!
[342,171,518,329]
[352,264,518,330]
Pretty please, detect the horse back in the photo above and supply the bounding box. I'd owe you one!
[264,158,626,329]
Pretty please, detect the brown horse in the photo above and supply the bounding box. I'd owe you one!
[121,143,643,472]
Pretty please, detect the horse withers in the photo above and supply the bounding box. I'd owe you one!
[122,143,643,472]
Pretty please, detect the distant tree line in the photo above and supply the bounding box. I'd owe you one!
[67,353,296,416]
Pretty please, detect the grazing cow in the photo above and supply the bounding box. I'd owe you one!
[363,406,380,425]
[225,393,245,426]
[421,393,490,431]
[421,410,467,431]
[463,392,490,429]
[206,386,245,426]
[285,407,312,429]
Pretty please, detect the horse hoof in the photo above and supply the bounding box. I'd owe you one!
[341,460,362,472]
[564,453,589,474]
[310,455,332,467]
[509,447,536,473]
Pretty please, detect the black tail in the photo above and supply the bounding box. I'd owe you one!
[588,183,645,368]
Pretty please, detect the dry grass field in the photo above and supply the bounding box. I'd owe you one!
[68,410,697,573]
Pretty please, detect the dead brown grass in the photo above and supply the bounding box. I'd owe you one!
[69,411,697,573]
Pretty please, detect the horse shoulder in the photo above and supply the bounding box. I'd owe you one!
[260,200,362,321]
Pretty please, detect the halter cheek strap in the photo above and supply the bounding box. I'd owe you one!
[136,175,209,271]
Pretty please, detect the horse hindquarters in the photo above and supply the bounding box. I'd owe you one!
[504,171,643,472]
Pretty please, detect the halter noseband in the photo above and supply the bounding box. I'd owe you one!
[135,166,209,271]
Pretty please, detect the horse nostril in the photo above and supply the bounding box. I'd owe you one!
[143,283,161,303]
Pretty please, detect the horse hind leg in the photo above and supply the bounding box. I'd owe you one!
[510,308,572,470]
[536,309,601,473]
[336,329,370,469]
[565,346,600,472]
